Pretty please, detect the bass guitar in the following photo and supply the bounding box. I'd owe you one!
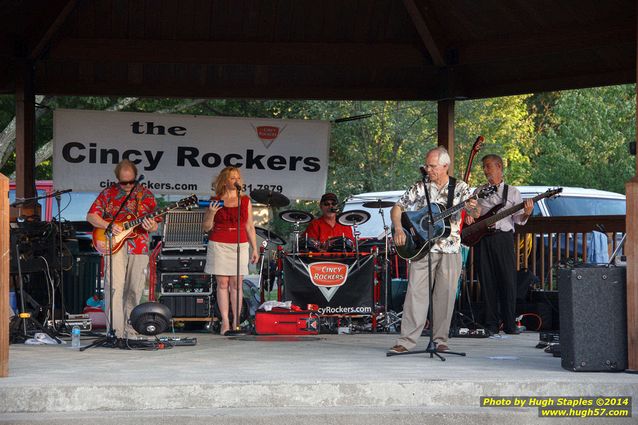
[461,188,562,246]
[460,135,484,232]
[393,185,497,261]
[92,194,198,255]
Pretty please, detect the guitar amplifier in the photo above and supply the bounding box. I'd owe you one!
[160,273,214,295]
[159,295,211,318]
[157,254,206,272]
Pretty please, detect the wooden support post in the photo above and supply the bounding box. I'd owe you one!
[626,10,638,371]
[0,173,9,377]
[437,100,455,174]
[15,60,36,201]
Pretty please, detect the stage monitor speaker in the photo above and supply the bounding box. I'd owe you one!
[558,266,627,372]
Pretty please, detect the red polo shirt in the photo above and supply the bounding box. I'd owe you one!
[303,217,354,243]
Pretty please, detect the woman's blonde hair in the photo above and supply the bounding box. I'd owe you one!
[213,166,242,196]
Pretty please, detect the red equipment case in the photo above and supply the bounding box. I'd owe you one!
[255,308,319,335]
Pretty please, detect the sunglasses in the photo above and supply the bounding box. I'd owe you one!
[118,180,136,185]
[322,201,337,206]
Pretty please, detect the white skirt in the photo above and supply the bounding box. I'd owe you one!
[204,241,249,276]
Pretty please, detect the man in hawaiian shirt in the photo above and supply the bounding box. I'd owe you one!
[87,159,158,339]
[388,146,480,354]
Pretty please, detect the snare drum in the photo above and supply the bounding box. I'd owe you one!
[323,236,354,252]
[297,236,321,253]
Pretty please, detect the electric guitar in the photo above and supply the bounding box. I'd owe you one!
[461,188,562,246]
[392,185,497,261]
[92,194,198,255]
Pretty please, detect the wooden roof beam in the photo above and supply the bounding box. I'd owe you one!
[28,0,78,61]
[463,67,634,99]
[36,79,440,101]
[458,26,635,66]
[402,0,446,67]
[48,39,428,67]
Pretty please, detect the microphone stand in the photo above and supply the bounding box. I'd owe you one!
[388,173,465,360]
[82,180,140,350]
[227,185,246,335]
[53,190,69,333]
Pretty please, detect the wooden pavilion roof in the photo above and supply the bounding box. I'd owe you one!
[0,0,635,101]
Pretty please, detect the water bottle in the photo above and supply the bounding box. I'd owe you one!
[71,325,81,349]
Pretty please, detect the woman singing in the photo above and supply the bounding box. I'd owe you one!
[203,167,259,335]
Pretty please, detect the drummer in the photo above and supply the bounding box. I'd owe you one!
[303,193,354,244]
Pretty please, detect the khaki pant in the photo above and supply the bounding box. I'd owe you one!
[104,248,149,338]
[396,252,461,350]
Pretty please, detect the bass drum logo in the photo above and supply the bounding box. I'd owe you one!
[304,262,350,302]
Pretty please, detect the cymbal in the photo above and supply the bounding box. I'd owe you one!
[279,209,314,224]
[250,189,290,208]
[362,200,395,209]
[337,210,371,226]
[254,226,287,246]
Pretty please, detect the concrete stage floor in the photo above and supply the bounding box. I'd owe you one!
[0,331,636,424]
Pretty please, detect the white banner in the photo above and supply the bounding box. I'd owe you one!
[53,109,331,200]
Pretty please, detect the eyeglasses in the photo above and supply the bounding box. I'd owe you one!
[118,180,136,185]
[322,201,337,206]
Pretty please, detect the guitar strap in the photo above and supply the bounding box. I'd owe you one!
[446,177,456,209]
[486,184,509,232]
[496,184,509,212]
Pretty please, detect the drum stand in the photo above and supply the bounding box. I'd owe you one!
[377,206,393,332]
[291,221,302,254]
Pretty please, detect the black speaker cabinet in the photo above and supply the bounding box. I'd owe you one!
[558,266,627,372]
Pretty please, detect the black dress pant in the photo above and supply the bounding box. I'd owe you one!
[476,231,517,333]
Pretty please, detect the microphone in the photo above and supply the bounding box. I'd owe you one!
[330,207,340,213]
[420,166,430,182]
[137,174,145,183]
[53,189,73,196]
[234,182,242,192]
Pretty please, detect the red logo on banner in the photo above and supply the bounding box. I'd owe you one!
[252,124,287,148]
[307,262,349,287]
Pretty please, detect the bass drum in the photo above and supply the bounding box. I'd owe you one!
[323,236,354,252]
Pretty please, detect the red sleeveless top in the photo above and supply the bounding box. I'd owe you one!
[208,195,250,243]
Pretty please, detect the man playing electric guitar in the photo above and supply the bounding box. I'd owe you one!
[464,154,533,336]
[87,159,158,339]
[388,146,480,355]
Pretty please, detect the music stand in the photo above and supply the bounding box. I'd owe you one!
[387,174,466,361]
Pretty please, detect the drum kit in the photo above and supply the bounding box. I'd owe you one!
[249,188,397,330]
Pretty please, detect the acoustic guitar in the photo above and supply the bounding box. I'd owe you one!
[461,188,562,246]
[92,194,198,255]
[392,185,497,261]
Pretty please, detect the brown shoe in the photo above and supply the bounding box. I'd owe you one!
[388,345,408,354]
[436,343,449,353]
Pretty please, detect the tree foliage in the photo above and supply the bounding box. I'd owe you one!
[0,85,635,200]
[532,85,635,193]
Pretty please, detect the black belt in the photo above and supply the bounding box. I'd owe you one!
[486,228,513,235]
